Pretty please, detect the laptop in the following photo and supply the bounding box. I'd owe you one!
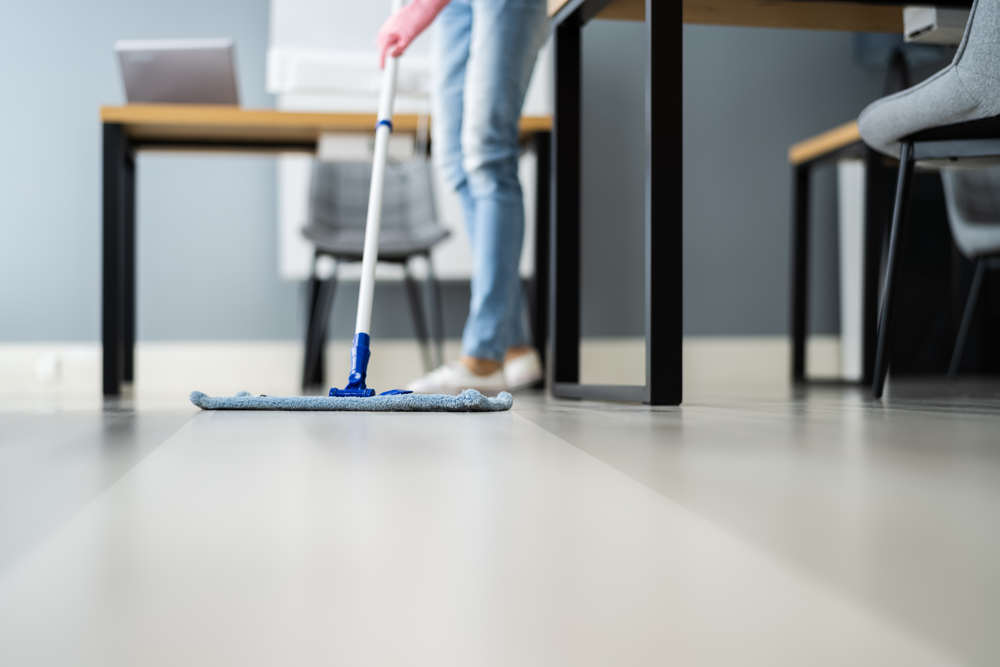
[116,38,239,105]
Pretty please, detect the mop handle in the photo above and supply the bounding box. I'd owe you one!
[354,0,404,336]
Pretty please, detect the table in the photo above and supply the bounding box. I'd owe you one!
[545,0,970,405]
[787,121,883,386]
[100,104,552,396]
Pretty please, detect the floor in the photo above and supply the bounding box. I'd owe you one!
[1,373,998,665]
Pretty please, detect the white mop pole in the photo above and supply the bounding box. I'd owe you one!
[355,0,404,338]
[337,0,405,393]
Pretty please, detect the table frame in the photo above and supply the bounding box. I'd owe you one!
[790,142,895,387]
[547,0,963,405]
[100,119,551,396]
[550,0,682,405]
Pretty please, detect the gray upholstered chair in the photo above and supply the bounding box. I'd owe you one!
[301,159,450,389]
[940,168,1000,374]
[858,0,1000,397]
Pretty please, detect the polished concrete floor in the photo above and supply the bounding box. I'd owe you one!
[1,378,998,665]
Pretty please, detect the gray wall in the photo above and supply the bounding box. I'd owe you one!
[580,21,887,336]
[1,5,888,342]
[0,0,283,341]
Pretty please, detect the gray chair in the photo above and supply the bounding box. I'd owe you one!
[941,168,1000,374]
[858,0,1000,397]
[301,159,450,389]
[858,0,1000,159]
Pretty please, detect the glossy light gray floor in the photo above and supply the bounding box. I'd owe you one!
[1,380,998,665]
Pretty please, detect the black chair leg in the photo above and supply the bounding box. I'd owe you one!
[302,261,322,388]
[872,142,915,399]
[948,258,987,376]
[403,260,433,372]
[425,252,446,368]
[302,258,338,389]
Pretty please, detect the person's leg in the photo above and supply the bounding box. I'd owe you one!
[409,0,545,392]
[430,0,498,379]
[461,0,547,364]
[413,0,498,389]
[430,0,475,238]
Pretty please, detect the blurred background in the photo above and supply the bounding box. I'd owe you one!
[1,0,980,404]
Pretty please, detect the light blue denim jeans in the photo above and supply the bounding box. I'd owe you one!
[431,0,548,362]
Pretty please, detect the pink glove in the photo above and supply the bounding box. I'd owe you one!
[377,0,451,68]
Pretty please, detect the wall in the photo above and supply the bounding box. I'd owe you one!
[0,0,280,341]
[1,3,890,342]
[579,21,888,336]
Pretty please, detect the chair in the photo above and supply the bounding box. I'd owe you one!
[788,47,914,386]
[858,0,1000,397]
[941,168,1000,375]
[301,158,450,389]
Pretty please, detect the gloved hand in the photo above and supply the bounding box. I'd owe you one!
[377,0,451,68]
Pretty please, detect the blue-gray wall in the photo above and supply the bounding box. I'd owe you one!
[1,3,891,341]
[580,21,887,336]
[1,0,284,341]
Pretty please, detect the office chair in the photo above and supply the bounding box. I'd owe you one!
[858,0,1000,397]
[301,158,450,389]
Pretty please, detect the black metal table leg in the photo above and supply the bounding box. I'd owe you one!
[645,0,683,405]
[532,130,551,375]
[549,0,682,405]
[123,150,136,383]
[102,123,129,396]
[788,148,888,387]
[550,9,582,392]
[790,164,810,383]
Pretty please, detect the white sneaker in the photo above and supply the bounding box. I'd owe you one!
[504,349,543,391]
[407,363,508,395]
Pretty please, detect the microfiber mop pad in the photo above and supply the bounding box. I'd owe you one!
[190,389,513,412]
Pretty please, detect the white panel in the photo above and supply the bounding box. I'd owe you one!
[270,0,428,55]
[837,160,865,382]
[267,50,432,104]
[277,154,314,281]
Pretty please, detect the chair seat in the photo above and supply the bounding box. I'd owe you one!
[858,0,1000,160]
[907,114,1000,143]
[858,66,1000,157]
[303,223,450,261]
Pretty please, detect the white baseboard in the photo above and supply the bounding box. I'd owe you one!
[0,336,843,410]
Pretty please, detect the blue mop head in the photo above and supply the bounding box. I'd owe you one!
[190,334,513,412]
[189,389,512,412]
[327,332,413,397]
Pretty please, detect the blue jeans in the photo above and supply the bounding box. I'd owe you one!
[431,0,547,362]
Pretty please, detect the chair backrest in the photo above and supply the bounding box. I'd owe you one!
[307,158,439,235]
[940,167,1000,259]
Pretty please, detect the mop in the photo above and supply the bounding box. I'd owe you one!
[191,0,512,412]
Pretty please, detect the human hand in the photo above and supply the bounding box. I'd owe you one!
[377,0,451,68]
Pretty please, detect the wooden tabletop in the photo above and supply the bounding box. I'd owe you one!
[548,0,904,33]
[787,120,861,164]
[100,104,552,148]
